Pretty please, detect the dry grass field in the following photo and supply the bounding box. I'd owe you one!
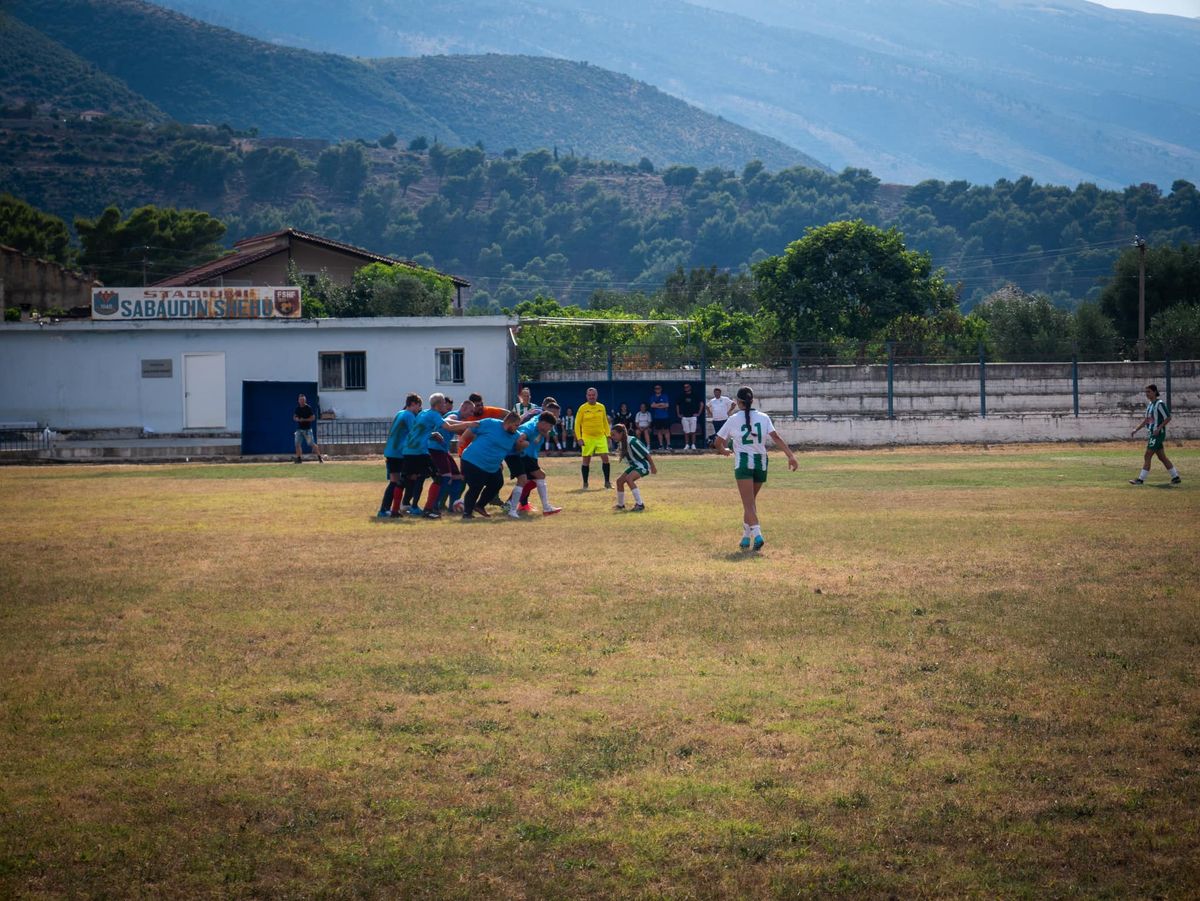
[1,444,1198,898]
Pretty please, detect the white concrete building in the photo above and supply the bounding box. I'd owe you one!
[0,316,516,433]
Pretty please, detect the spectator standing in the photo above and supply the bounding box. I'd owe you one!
[648,383,672,450]
[676,382,703,451]
[706,387,734,449]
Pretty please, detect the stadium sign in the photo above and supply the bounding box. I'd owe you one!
[91,287,302,320]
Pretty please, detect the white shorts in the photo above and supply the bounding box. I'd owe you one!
[681,416,698,433]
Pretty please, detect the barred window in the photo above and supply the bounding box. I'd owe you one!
[319,351,366,390]
[436,348,465,384]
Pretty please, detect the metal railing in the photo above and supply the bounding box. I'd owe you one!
[0,428,51,453]
[316,419,391,445]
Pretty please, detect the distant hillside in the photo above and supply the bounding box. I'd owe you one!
[150,0,1200,188]
[0,13,165,121]
[5,118,1197,314]
[8,0,822,172]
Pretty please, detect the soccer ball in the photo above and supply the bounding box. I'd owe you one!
[452,500,465,513]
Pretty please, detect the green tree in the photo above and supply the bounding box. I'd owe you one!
[0,194,72,264]
[973,285,1073,360]
[1071,301,1121,361]
[378,131,398,149]
[408,136,429,152]
[753,220,957,342]
[167,140,237,194]
[316,142,369,198]
[242,146,304,198]
[75,205,226,286]
[349,261,453,317]
[396,161,423,197]
[1148,302,1200,359]
[661,165,699,190]
[1099,242,1200,342]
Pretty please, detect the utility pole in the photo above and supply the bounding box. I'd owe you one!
[141,245,149,288]
[1134,235,1147,361]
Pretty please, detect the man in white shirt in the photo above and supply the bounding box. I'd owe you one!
[706,387,734,449]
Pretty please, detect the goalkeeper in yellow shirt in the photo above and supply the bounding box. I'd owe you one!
[575,386,613,489]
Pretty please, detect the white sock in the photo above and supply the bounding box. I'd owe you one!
[1139,469,1149,480]
[743,523,752,537]
[536,479,551,508]
[508,487,520,505]
[751,525,762,537]
[616,490,625,505]
[631,487,643,504]
[1170,467,1180,477]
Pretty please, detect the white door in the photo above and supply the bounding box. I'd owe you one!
[183,353,227,429]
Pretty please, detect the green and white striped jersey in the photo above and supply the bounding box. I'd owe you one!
[1147,398,1170,433]
[717,410,776,470]
[626,435,651,469]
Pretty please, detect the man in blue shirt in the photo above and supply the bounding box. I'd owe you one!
[442,412,529,518]
[400,393,447,517]
[648,383,672,450]
[502,407,562,518]
[378,394,422,518]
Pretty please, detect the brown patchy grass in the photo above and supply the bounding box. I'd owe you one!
[1,444,1198,898]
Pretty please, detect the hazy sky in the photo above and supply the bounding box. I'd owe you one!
[1093,0,1200,16]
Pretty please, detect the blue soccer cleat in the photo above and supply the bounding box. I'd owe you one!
[739,536,751,549]
[753,535,765,550]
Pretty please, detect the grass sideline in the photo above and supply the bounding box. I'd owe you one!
[1,444,1198,897]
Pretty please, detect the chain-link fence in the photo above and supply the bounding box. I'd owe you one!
[515,342,1192,421]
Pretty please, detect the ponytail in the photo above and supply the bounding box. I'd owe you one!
[612,423,630,461]
[737,385,754,430]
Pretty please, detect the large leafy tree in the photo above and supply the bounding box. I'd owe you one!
[1098,242,1200,343]
[75,205,227,286]
[0,194,72,264]
[753,220,957,342]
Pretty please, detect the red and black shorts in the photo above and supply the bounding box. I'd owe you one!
[430,449,460,477]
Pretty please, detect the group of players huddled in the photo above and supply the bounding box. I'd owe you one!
[377,387,664,522]
[374,382,804,551]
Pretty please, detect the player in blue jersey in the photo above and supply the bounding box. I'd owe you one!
[425,394,465,515]
[1129,383,1181,485]
[503,409,563,518]
[400,393,446,518]
[378,394,422,518]
[442,412,529,518]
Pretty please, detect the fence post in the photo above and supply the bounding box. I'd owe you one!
[886,341,895,420]
[606,345,614,407]
[1072,348,1079,418]
[978,342,987,419]
[1165,356,1172,412]
[699,341,707,386]
[791,342,799,419]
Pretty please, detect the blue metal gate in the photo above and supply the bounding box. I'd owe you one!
[241,380,320,455]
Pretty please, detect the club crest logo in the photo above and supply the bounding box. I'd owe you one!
[274,288,301,317]
[93,290,120,316]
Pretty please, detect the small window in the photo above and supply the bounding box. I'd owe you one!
[319,351,366,390]
[436,348,465,384]
[300,272,319,288]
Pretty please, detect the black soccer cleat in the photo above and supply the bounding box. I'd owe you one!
[1128,478,1144,485]
[1171,475,1182,484]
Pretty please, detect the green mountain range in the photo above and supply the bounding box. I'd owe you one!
[3,0,824,172]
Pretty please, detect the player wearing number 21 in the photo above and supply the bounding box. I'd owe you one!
[714,385,798,551]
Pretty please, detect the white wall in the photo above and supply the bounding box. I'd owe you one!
[536,360,1198,445]
[0,317,514,432]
